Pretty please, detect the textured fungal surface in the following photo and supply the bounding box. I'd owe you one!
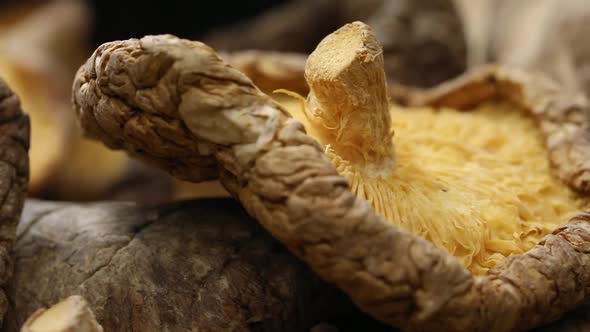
[282,22,587,274]
[72,25,590,332]
[7,199,320,332]
[288,98,586,274]
[0,78,29,325]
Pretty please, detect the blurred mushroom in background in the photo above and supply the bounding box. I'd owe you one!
[455,0,590,97]
[0,0,173,203]
[205,0,468,88]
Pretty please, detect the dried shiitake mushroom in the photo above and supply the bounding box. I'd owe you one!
[72,23,590,331]
[0,78,29,325]
[9,199,330,332]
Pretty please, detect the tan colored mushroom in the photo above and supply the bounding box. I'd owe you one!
[72,23,590,331]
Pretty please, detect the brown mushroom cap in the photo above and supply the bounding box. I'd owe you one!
[72,29,590,331]
[0,77,29,324]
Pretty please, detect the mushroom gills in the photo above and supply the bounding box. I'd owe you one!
[280,96,585,275]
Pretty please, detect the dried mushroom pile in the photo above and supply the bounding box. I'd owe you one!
[2,0,590,332]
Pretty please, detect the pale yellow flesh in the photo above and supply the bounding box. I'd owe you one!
[279,95,584,274]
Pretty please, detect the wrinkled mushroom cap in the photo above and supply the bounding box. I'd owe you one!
[72,26,590,332]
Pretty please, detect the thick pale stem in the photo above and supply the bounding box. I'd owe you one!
[20,296,103,332]
[304,21,394,172]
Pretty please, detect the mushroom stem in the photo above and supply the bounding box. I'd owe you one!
[304,21,395,173]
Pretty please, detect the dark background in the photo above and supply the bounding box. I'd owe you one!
[0,0,289,44]
[90,0,288,45]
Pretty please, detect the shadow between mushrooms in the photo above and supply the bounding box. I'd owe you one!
[72,22,590,332]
